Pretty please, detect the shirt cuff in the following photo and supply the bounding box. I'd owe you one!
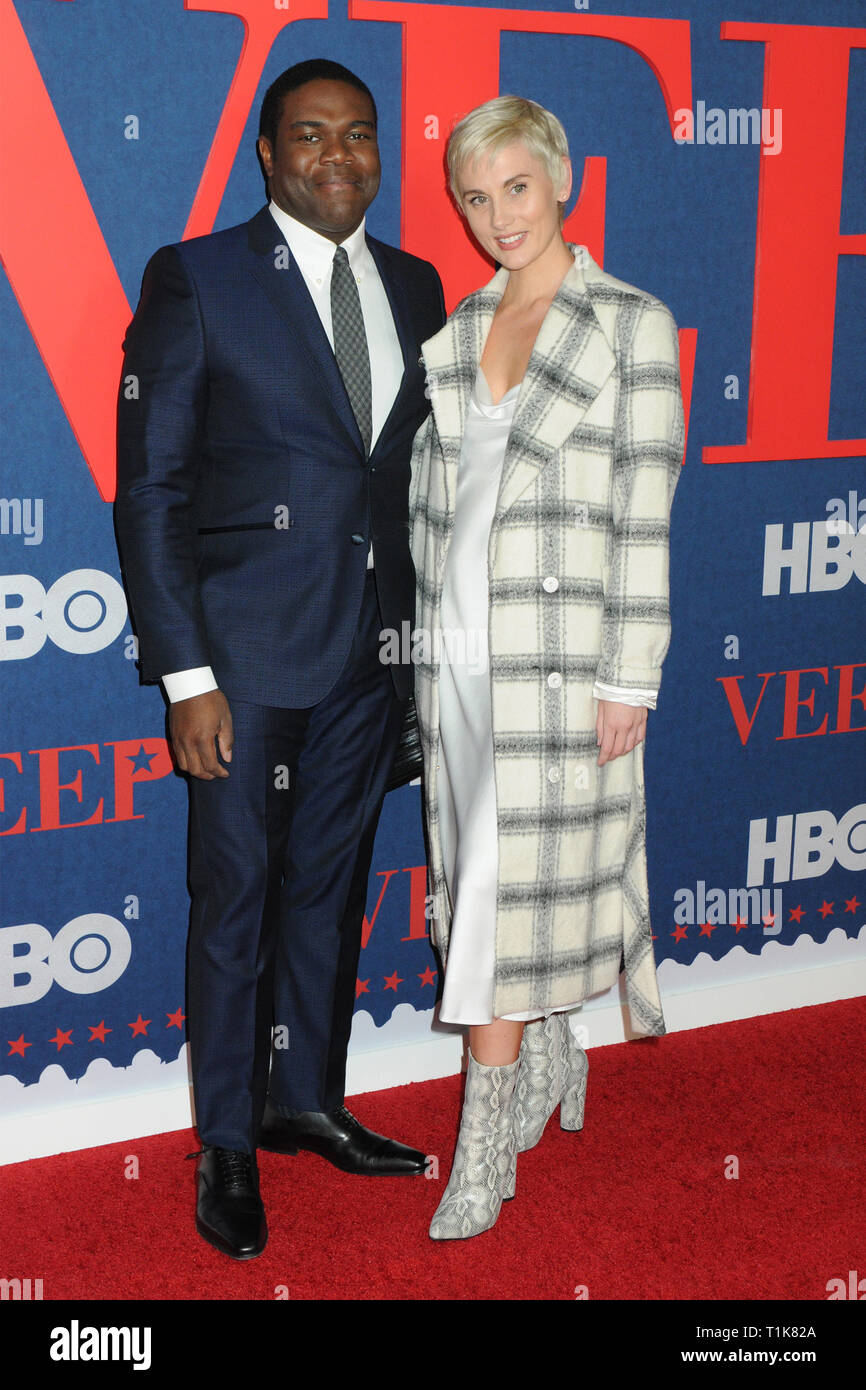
[162,667,219,703]
[593,680,657,710]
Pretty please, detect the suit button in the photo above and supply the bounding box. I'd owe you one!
[547,767,561,783]
[350,533,365,545]
[548,672,562,689]
[542,576,559,592]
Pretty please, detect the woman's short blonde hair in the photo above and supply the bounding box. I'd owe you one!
[446,95,570,205]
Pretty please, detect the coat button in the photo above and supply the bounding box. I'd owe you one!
[542,576,559,592]
[548,672,562,689]
[350,533,365,545]
[547,767,561,783]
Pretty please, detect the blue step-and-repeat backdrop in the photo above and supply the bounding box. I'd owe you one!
[1,0,863,1121]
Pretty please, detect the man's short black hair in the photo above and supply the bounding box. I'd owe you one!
[258,59,377,152]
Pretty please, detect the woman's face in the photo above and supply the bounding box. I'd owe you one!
[455,140,571,272]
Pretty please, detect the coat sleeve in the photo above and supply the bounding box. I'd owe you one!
[595,297,684,694]
[408,411,434,537]
[114,244,213,684]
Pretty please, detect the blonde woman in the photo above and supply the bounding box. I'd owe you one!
[409,96,684,1239]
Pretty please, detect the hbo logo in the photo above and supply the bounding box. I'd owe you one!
[0,915,132,1006]
[1,569,127,659]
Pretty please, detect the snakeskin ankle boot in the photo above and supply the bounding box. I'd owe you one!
[428,1052,519,1241]
[514,1013,589,1152]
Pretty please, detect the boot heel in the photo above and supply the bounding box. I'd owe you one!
[560,1052,588,1131]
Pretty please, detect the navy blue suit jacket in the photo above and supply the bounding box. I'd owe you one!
[115,205,445,706]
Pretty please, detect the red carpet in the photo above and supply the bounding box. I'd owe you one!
[2,998,864,1301]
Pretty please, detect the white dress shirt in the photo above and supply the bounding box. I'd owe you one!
[162,204,404,704]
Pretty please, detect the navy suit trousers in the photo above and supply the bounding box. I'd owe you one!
[186,572,404,1152]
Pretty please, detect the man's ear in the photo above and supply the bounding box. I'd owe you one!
[257,135,273,177]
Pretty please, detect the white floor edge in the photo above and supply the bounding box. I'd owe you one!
[2,954,864,1166]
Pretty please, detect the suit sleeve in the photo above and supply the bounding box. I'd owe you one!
[114,245,213,683]
[431,264,446,332]
[408,264,445,538]
[595,297,684,694]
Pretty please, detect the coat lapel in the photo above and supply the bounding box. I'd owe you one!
[494,250,617,522]
[421,248,617,524]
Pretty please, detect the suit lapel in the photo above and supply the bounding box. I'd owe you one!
[422,248,617,524]
[367,240,410,371]
[245,206,361,452]
[365,237,418,459]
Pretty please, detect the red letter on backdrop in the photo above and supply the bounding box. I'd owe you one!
[0,0,326,501]
[834,663,866,734]
[0,0,133,503]
[361,869,400,949]
[716,672,776,746]
[0,752,26,837]
[777,668,830,741]
[181,0,328,239]
[105,738,175,823]
[29,745,104,832]
[351,2,692,307]
[351,2,695,459]
[400,865,431,942]
[703,23,866,464]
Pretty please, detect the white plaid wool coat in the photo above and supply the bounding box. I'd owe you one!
[408,246,684,1033]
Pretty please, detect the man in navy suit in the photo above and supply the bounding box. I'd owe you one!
[115,59,445,1259]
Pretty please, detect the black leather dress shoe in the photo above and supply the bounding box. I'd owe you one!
[193,1146,267,1260]
[257,1096,427,1176]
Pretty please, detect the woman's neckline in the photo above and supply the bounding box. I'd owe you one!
[477,365,522,407]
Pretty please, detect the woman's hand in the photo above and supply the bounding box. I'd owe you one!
[596,699,647,766]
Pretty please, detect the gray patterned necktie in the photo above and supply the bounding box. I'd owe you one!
[330,245,372,456]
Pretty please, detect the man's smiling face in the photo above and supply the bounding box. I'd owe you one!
[257,78,381,243]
